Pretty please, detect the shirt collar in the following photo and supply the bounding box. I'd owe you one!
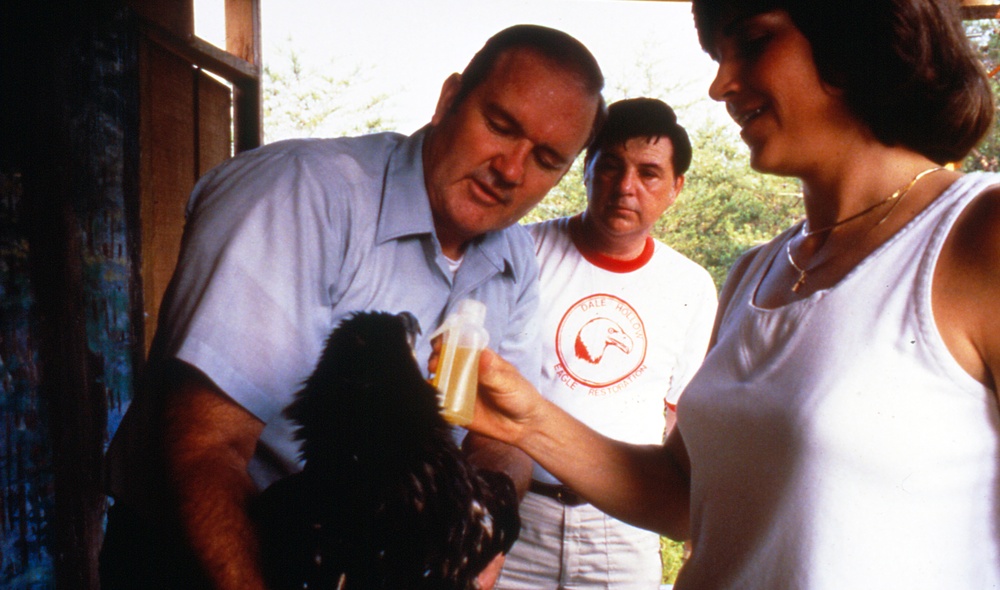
[377,127,518,281]
[377,127,436,243]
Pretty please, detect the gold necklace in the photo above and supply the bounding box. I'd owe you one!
[787,166,946,293]
[800,166,945,237]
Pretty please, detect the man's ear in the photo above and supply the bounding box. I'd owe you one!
[673,174,685,195]
[431,73,463,126]
[667,175,685,207]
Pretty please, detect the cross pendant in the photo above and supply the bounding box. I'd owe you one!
[792,271,807,293]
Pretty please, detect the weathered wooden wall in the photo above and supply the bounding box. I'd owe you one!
[0,1,142,587]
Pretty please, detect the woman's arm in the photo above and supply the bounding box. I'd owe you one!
[470,349,691,539]
[466,242,770,538]
[934,185,1000,392]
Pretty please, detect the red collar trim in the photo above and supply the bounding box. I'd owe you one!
[569,216,655,273]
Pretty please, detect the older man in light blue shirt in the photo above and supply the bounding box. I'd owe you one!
[145,128,544,485]
[101,24,606,590]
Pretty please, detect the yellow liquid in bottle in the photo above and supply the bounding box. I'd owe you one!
[433,344,480,426]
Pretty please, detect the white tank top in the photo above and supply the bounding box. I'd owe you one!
[676,173,1000,589]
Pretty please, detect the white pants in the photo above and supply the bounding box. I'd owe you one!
[496,490,662,589]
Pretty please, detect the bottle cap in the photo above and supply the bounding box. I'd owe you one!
[455,299,486,326]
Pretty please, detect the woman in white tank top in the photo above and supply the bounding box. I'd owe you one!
[462,1,1000,588]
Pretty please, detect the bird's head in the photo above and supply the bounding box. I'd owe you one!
[575,317,633,364]
[285,310,439,470]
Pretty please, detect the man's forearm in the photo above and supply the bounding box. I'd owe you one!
[462,432,534,499]
[161,371,268,589]
[169,452,266,588]
[462,432,532,590]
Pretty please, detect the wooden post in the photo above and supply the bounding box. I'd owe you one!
[227,0,263,151]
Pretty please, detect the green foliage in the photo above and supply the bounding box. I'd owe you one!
[658,122,803,288]
[660,537,687,584]
[605,40,704,117]
[263,41,395,142]
[521,155,588,224]
[964,20,1000,173]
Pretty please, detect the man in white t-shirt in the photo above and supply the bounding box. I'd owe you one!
[496,98,717,589]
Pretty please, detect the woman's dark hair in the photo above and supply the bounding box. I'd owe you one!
[692,0,994,164]
[584,98,693,176]
[452,24,608,145]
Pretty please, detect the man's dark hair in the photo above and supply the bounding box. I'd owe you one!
[691,0,993,165]
[454,24,607,144]
[584,98,692,176]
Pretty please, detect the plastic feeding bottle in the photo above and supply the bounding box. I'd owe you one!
[431,299,490,426]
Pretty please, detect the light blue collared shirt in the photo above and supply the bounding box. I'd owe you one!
[108,128,540,492]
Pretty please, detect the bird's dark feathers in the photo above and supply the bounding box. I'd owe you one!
[251,311,520,590]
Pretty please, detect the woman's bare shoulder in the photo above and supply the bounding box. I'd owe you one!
[935,183,1000,390]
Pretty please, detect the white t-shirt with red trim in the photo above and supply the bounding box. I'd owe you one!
[527,216,717,485]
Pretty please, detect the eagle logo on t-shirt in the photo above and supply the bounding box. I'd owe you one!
[574,317,633,364]
[556,294,647,389]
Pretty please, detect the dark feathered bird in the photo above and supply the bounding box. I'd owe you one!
[250,311,520,590]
